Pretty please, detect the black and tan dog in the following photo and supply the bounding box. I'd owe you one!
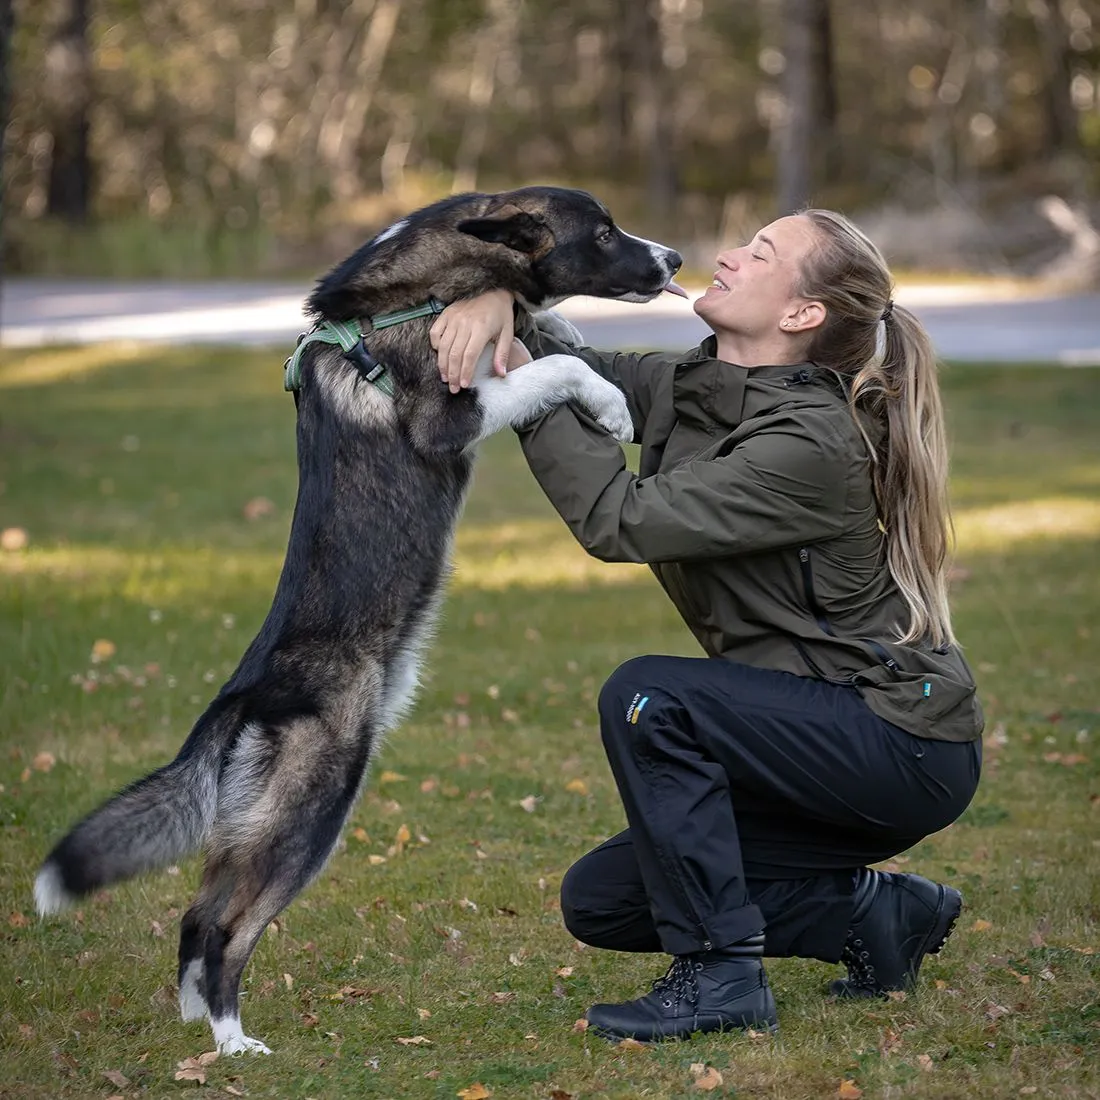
[34,186,683,1054]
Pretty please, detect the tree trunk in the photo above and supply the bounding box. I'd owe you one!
[44,0,93,223]
[0,0,14,295]
[776,0,832,215]
[1031,0,1079,154]
[774,0,831,214]
[628,0,677,221]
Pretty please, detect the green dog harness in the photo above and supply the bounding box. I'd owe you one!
[283,298,446,397]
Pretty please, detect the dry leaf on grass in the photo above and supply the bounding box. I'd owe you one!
[490,992,517,1004]
[395,1035,432,1045]
[417,1007,432,1019]
[618,1038,648,1051]
[985,1003,1013,1022]
[90,639,116,662]
[837,1080,863,1099]
[518,795,539,813]
[457,1085,492,1100]
[102,1070,129,1088]
[564,779,588,795]
[368,854,388,866]
[174,1053,217,1083]
[378,770,406,783]
[690,1064,724,1091]
[9,912,29,928]
[549,1091,575,1100]
[32,752,56,772]
[972,918,994,932]
[556,966,574,978]
[572,1018,589,1033]
[917,1054,935,1072]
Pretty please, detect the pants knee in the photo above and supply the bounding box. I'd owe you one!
[598,655,674,722]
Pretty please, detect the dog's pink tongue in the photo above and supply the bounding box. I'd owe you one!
[663,281,689,299]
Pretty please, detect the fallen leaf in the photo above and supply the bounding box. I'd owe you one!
[572,1018,589,1033]
[971,919,993,932]
[378,770,406,783]
[934,979,948,990]
[8,912,29,928]
[351,827,369,842]
[32,752,56,773]
[396,1035,432,1045]
[837,1081,863,1100]
[886,990,907,1002]
[102,1070,130,1088]
[917,1053,934,1072]
[692,1065,724,1091]
[1020,1088,1039,1096]
[618,1038,648,1051]
[518,795,539,813]
[91,639,117,663]
[417,1007,432,1020]
[556,966,574,978]
[509,950,528,966]
[1038,967,1056,982]
[225,1087,245,1097]
[985,1003,1012,1021]
[549,1091,574,1100]
[564,779,589,795]
[301,1012,319,1027]
[368,854,388,866]
[391,823,412,855]
[457,1085,492,1100]
[1007,967,1030,984]
[424,1069,442,1079]
[490,992,517,1004]
[1,527,29,551]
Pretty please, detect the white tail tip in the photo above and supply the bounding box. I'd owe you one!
[34,863,72,915]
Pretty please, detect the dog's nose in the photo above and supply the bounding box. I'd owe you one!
[665,249,683,273]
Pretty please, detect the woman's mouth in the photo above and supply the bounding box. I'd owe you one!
[711,276,729,292]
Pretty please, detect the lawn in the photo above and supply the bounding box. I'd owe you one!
[0,345,1097,1100]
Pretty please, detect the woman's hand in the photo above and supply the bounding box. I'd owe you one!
[429,289,515,393]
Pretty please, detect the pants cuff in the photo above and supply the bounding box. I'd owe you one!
[656,903,766,956]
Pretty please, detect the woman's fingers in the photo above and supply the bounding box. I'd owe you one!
[432,292,516,392]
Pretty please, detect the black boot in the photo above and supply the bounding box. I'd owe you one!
[830,868,962,999]
[585,933,778,1043]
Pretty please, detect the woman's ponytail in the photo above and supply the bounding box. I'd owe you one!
[798,210,956,648]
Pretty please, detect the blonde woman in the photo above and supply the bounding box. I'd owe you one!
[431,210,983,1042]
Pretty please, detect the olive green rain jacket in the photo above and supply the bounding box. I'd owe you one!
[514,319,983,744]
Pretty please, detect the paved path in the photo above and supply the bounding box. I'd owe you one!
[2,279,1098,364]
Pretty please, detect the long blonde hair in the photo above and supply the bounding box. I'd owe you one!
[797,209,956,648]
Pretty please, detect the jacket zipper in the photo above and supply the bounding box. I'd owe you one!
[797,547,901,674]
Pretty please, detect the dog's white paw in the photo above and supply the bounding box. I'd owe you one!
[220,1034,273,1056]
[580,380,634,443]
[212,1017,273,1055]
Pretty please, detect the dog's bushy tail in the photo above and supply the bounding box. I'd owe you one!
[34,704,240,915]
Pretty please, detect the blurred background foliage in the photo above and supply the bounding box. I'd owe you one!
[2,0,1099,279]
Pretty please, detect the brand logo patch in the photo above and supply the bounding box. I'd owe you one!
[626,693,649,725]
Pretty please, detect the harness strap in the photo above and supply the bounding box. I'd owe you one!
[370,296,446,329]
[283,318,394,397]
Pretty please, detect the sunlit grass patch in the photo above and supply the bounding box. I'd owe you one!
[1,347,1098,1099]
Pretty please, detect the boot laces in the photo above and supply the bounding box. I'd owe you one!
[840,934,879,992]
[651,956,700,1007]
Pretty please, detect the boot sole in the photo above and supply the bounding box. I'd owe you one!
[587,1017,780,1045]
[829,886,963,999]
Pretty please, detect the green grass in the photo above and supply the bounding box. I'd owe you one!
[1,346,1098,1099]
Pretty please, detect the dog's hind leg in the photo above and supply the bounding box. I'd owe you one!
[199,719,372,1054]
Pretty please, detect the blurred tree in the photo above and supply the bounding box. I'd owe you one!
[1031,0,1080,154]
[43,0,92,222]
[776,0,835,214]
[1,0,13,290]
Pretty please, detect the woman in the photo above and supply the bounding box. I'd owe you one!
[430,209,983,1043]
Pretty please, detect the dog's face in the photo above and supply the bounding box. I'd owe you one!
[456,187,684,307]
[309,186,683,320]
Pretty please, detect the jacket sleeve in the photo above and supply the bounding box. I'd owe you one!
[517,403,849,563]
[514,310,672,437]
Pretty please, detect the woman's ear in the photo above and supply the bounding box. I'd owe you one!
[781,301,826,333]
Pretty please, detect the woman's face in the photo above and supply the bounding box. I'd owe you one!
[694,215,819,340]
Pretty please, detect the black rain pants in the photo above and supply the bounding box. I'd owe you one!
[560,655,981,963]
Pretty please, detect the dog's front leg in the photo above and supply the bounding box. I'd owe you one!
[470,353,633,445]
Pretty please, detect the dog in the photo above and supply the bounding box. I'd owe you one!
[33,186,683,1055]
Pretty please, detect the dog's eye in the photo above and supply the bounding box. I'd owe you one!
[595,226,614,243]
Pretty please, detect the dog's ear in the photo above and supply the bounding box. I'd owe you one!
[456,206,549,254]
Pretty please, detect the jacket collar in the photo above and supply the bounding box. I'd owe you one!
[673,336,819,430]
